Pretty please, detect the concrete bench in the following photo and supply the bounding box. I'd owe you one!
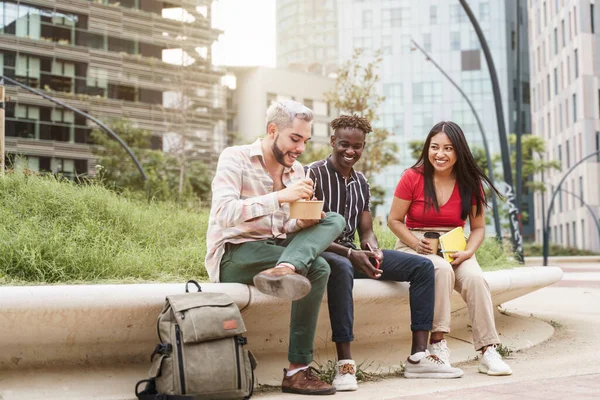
[0,266,563,400]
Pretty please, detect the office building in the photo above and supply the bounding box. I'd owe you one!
[226,66,335,145]
[276,0,338,76]
[528,0,600,251]
[0,0,225,178]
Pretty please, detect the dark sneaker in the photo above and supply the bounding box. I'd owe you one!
[253,267,311,300]
[282,367,336,395]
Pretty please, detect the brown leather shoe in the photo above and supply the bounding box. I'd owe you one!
[282,367,336,395]
[253,267,311,301]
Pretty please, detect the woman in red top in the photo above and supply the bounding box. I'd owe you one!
[388,121,512,376]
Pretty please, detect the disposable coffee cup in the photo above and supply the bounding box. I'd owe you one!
[289,200,324,220]
[423,231,440,254]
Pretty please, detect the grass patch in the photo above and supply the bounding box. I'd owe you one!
[494,343,513,358]
[0,173,521,284]
[314,359,403,384]
[0,173,208,285]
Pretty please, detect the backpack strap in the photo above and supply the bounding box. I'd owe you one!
[185,280,202,293]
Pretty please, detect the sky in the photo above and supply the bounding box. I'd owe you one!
[211,0,276,67]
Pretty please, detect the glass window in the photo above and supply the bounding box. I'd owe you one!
[479,2,490,21]
[17,4,41,40]
[0,1,19,35]
[108,37,137,54]
[423,33,431,52]
[313,122,328,138]
[450,32,460,50]
[572,93,577,122]
[362,10,372,28]
[15,54,40,87]
[574,49,579,77]
[108,84,136,101]
[381,35,392,55]
[382,7,407,27]
[430,5,437,24]
[450,4,465,22]
[313,100,328,116]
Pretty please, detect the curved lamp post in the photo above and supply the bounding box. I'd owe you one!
[557,188,600,246]
[411,39,502,242]
[1,76,147,181]
[543,149,600,265]
[460,0,523,261]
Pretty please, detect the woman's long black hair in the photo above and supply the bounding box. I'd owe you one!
[411,121,502,220]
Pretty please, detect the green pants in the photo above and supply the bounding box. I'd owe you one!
[220,212,345,365]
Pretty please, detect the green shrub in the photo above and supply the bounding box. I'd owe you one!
[523,242,599,256]
[0,172,208,284]
[0,172,521,285]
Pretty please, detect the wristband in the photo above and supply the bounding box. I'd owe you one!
[346,248,353,258]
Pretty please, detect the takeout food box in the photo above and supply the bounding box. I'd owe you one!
[289,200,324,220]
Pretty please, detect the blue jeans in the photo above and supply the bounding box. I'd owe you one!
[321,250,435,343]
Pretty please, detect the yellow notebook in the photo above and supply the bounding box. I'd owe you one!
[439,227,467,262]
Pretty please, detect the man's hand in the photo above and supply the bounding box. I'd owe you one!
[278,178,314,204]
[449,250,474,268]
[349,250,382,279]
[297,211,326,229]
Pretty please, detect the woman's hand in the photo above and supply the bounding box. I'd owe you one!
[449,249,474,267]
[415,237,436,255]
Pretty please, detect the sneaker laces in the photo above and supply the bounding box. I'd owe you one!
[338,363,355,375]
[432,341,450,359]
[424,354,445,365]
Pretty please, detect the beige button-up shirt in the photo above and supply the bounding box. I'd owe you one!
[205,139,304,282]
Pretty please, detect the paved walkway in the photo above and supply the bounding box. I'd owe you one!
[398,374,600,399]
[257,261,600,399]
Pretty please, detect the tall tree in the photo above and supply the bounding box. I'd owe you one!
[323,48,399,214]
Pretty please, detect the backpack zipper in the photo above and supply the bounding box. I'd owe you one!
[235,336,242,390]
[175,324,186,394]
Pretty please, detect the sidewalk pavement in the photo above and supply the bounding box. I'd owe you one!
[257,261,600,399]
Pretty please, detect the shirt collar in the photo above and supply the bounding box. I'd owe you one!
[325,155,358,182]
[250,138,300,174]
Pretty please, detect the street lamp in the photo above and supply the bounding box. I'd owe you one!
[556,188,600,247]
[410,39,502,242]
[0,76,147,182]
[460,0,523,261]
[543,149,600,265]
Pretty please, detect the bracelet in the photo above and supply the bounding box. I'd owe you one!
[346,248,353,258]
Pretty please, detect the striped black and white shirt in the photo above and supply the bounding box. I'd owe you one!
[306,157,371,248]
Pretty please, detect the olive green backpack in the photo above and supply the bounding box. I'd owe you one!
[136,281,257,400]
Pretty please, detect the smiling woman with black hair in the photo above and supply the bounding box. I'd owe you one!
[388,121,512,376]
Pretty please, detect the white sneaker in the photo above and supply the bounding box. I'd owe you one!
[332,359,358,391]
[404,351,464,379]
[428,339,451,365]
[478,345,513,376]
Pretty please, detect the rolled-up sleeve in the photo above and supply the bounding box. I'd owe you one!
[212,147,280,228]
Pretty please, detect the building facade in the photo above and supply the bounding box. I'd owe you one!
[0,0,225,178]
[528,0,600,251]
[276,0,339,76]
[335,1,532,234]
[226,66,335,146]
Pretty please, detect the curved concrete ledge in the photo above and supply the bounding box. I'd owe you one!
[0,266,562,392]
